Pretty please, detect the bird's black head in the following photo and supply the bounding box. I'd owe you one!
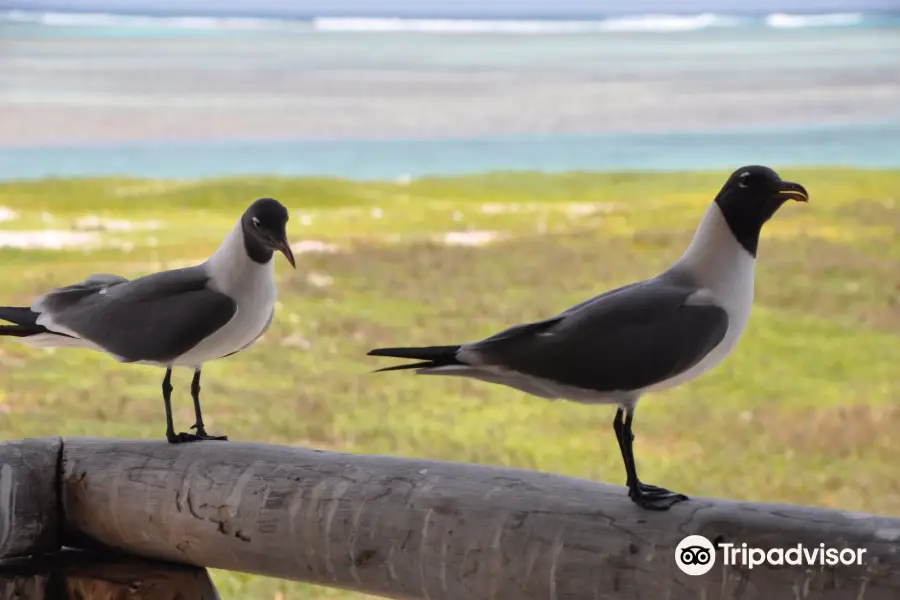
[714,165,808,257]
[241,197,295,268]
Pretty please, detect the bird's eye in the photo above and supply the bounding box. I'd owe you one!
[738,172,751,189]
[252,217,261,228]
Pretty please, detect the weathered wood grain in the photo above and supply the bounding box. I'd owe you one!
[0,548,220,599]
[0,437,61,558]
[59,437,900,600]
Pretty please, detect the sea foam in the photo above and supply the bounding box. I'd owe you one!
[0,10,878,35]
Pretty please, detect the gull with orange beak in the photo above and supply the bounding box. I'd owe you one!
[0,197,295,443]
[369,166,808,510]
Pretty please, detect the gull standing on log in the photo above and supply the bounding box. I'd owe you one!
[368,166,809,510]
[0,198,295,444]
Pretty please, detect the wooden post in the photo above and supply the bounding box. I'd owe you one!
[0,548,220,599]
[59,438,900,600]
[0,437,61,558]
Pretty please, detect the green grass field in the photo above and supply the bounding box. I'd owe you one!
[1,169,898,599]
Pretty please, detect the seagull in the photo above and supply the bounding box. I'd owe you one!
[367,165,808,510]
[0,198,295,444]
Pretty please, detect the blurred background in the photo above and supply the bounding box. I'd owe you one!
[2,0,900,178]
[1,1,899,599]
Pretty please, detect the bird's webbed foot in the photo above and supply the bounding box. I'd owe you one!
[166,430,228,444]
[628,481,689,511]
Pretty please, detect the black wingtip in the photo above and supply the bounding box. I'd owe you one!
[367,344,464,371]
[367,346,426,358]
[371,360,437,373]
[0,306,47,337]
[0,306,40,326]
[0,324,40,337]
[367,345,461,359]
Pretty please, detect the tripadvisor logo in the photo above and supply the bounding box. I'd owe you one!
[675,535,868,576]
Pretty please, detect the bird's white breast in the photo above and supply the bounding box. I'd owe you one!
[173,224,278,368]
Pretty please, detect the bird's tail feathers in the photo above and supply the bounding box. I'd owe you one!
[367,344,463,372]
[0,306,47,337]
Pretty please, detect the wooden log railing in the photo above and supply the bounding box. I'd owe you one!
[1,437,899,599]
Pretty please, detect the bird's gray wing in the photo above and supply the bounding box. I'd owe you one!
[474,280,646,346]
[34,266,236,363]
[464,281,729,393]
[31,273,132,310]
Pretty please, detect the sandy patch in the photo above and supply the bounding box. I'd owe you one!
[479,203,534,214]
[440,230,499,247]
[112,181,200,197]
[74,215,163,232]
[480,203,511,214]
[0,214,162,253]
[0,230,99,250]
[121,259,205,272]
[280,333,312,350]
[566,203,619,218]
[478,202,618,217]
[306,272,334,288]
[292,239,340,254]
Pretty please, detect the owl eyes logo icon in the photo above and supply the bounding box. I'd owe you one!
[675,535,716,576]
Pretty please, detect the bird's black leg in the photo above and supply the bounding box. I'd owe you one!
[612,407,637,489]
[187,368,228,442]
[189,369,207,434]
[162,368,180,444]
[162,368,227,444]
[614,405,688,511]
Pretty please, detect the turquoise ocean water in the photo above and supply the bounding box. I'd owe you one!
[4,122,900,181]
[1,9,899,180]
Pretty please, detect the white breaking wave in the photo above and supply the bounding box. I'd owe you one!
[311,14,742,33]
[596,13,742,32]
[765,12,864,29]
[0,10,874,34]
[0,10,308,31]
